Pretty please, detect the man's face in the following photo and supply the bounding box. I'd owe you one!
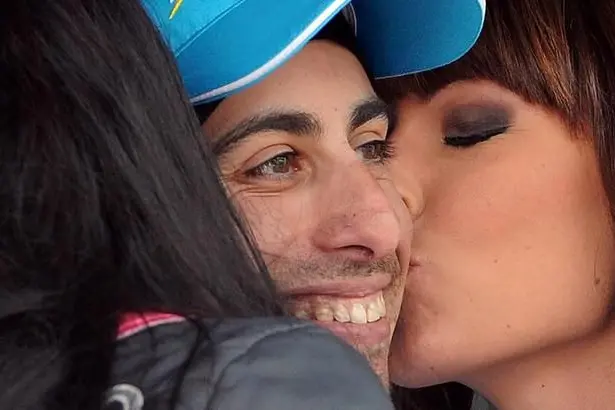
[203,40,411,384]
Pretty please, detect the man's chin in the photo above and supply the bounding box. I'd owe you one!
[357,341,390,387]
[281,274,399,386]
[312,319,391,386]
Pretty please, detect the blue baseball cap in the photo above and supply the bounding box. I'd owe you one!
[143,0,485,105]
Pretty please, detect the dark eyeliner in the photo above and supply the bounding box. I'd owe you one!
[444,125,509,147]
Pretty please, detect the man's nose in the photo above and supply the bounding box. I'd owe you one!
[311,162,401,262]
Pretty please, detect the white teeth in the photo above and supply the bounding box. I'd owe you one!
[377,293,386,316]
[294,291,387,324]
[314,307,333,322]
[350,304,367,324]
[294,310,309,320]
[366,302,381,323]
[333,305,350,323]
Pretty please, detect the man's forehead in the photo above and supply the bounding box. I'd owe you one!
[203,40,371,124]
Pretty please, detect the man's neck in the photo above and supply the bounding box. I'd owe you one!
[466,324,615,410]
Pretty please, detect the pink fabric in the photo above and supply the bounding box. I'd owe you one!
[117,312,185,340]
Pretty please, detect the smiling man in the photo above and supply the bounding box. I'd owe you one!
[203,36,407,382]
[143,0,485,385]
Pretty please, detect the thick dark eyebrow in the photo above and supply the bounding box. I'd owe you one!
[212,111,323,156]
[212,98,389,157]
[348,98,390,134]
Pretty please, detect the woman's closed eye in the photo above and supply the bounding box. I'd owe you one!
[442,103,512,149]
[444,125,509,148]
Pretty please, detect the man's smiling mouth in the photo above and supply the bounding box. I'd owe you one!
[283,275,393,345]
[291,291,386,324]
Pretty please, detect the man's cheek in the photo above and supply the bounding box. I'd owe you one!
[234,195,296,251]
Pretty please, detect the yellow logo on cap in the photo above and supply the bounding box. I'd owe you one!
[169,0,184,19]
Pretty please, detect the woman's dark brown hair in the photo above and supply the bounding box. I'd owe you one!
[380,0,615,408]
[380,0,615,220]
[377,0,615,218]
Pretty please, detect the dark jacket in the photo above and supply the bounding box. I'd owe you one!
[104,314,394,410]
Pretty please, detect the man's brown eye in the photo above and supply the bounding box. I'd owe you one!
[247,152,299,179]
[357,140,393,163]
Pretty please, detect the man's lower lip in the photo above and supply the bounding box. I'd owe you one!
[311,319,390,346]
